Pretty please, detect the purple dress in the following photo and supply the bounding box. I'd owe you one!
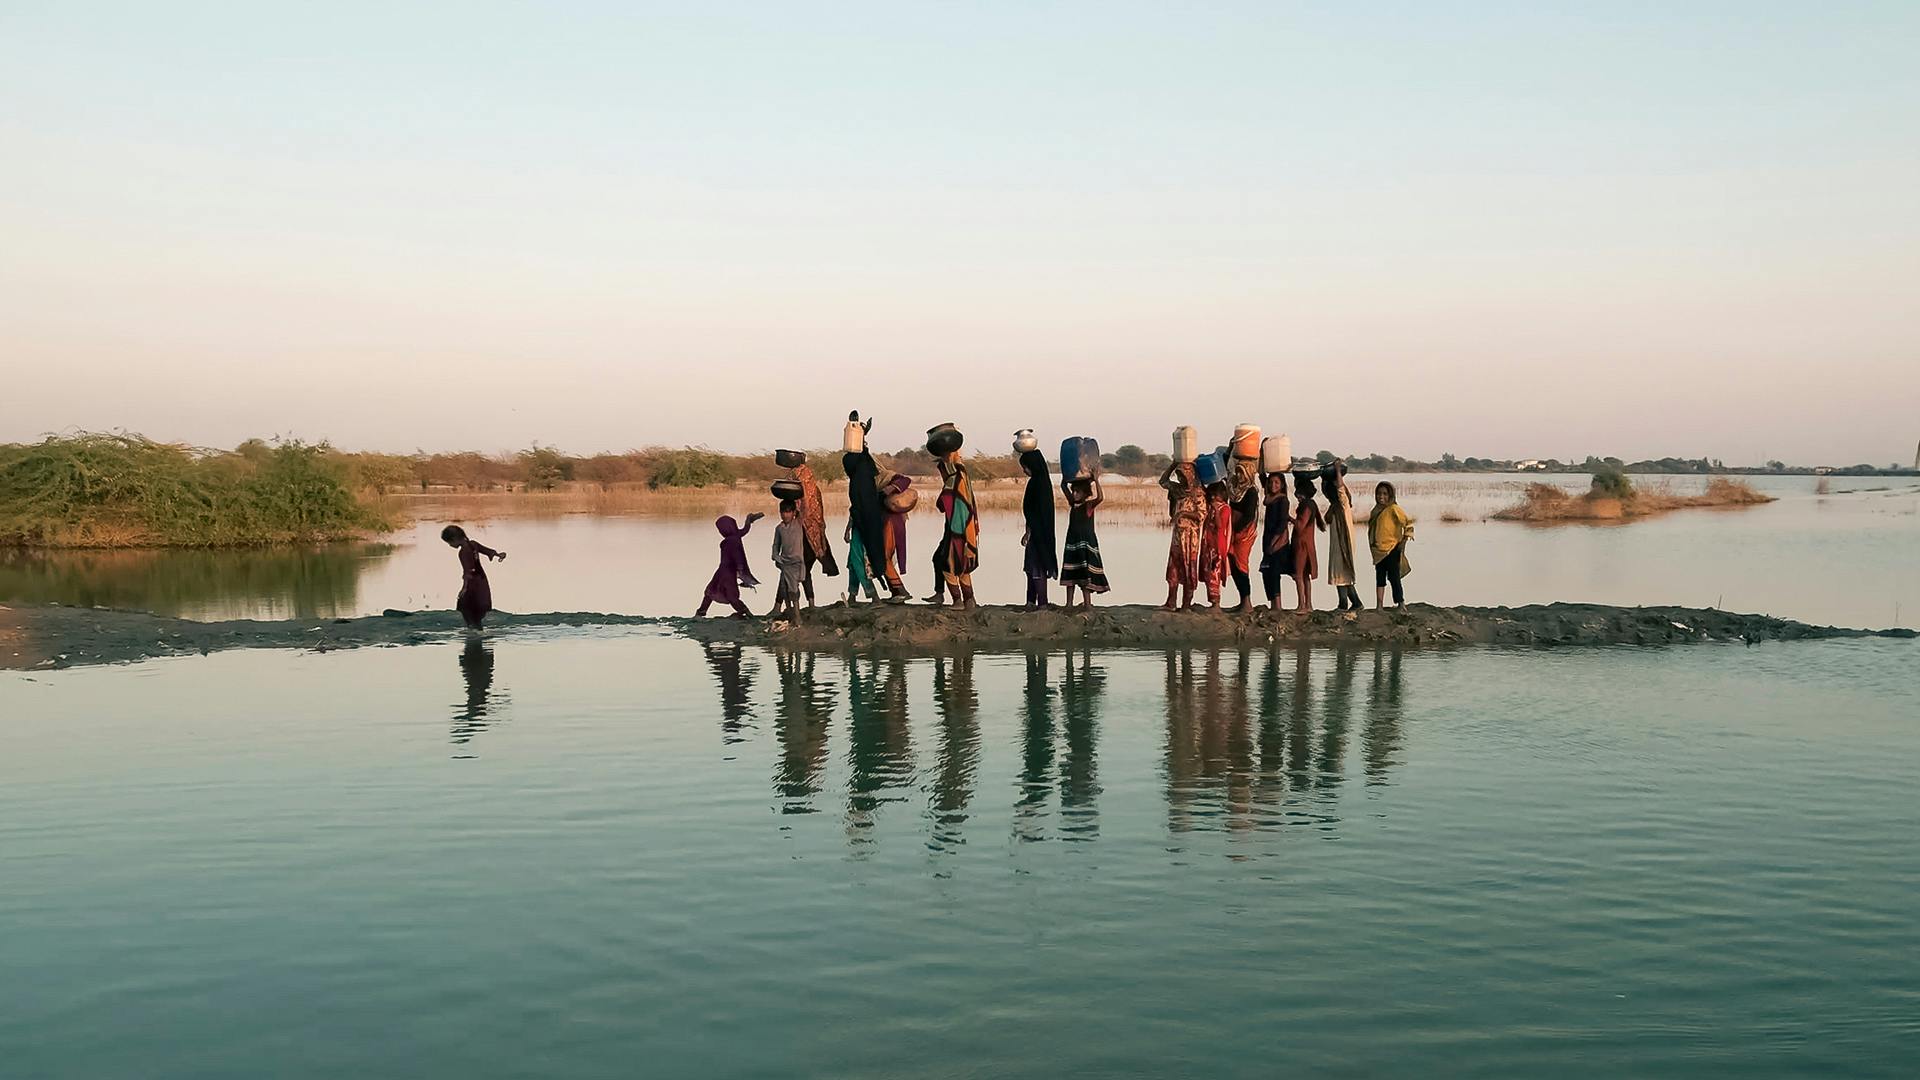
[703,516,759,607]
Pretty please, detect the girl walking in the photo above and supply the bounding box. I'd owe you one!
[1199,482,1233,610]
[1323,462,1365,614]
[1257,471,1291,607]
[1160,460,1206,611]
[930,450,980,610]
[1369,481,1413,609]
[1291,473,1324,613]
[442,524,508,629]
[697,513,763,618]
[1060,477,1109,609]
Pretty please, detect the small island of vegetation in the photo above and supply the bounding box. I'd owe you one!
[1492,467,1774,523]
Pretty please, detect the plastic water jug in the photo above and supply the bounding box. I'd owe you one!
[1260,435,1292,474]
[843,419,865,454]
[1172,426,1199,463]
[1059,437,1099,482]
[1231,424,1262,460]
[1193,451,1228,487]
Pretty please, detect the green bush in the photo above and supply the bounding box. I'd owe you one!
[0,433,389,547]
[1589,465,1635,499]
[646,447,736,489]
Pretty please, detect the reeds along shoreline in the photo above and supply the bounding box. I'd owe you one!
[1492,477,1774,523]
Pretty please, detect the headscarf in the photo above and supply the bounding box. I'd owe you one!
[1019,448,1058,579]
[938,452,980,574]
[883,472,912,572]
[791,463,838,576]
[844,450,890,577]
[715,515,759,590]
[1168,462,1206,522]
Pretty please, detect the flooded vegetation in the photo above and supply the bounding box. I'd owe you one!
[1493,473,1775,523]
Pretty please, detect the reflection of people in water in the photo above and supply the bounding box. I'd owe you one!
[451,637,497,745]
[846,657,914,845]
[1015,651,1056,840]
[1365,649,1406,783]
[441,525,506,629]
[1318,650,1357,792]
[929,653,979,849]
[701,641,756,744]
[1058,648,1105,838]
[773,651,833,812]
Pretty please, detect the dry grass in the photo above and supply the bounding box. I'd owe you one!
[389,475,1192,524]
[1493,477,1774,523]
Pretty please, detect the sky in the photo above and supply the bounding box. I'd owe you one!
[2,2,1916,466]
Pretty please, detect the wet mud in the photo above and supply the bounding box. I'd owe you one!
[3,601,1910,670]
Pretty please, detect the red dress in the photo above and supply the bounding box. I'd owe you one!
[1292,501,1323,582]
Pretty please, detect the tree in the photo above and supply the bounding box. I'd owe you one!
[1114,444,1146,468]
[1440,452,1460,470]
[518,444,571,491]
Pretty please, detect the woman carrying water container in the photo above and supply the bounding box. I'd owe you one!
[1016,432,1058,609]
[1059,436,1108,610]
[1368,481,1413,610]
[442,524,508,629]
[926,423,980,610]
[1160,428,1207,611]
[841,414,910,603]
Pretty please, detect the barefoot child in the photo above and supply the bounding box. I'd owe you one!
[770,501,808,621]
[1200,482,1233,610]
[1160,460,1205,611]
[442,525,507,629]
[696,512,763,618]
[1369,481,1413,609]
[1257,472,1291,607]
[1323,462,1365,614]
[1060,477,1109,610]
[1291,473,1324,613]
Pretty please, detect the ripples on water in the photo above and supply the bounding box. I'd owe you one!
[4,635,1919,1077]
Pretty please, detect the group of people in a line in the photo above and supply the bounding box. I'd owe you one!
[1158,459,1411,616]
[438,418,1412,629]
[689,418,1411,622]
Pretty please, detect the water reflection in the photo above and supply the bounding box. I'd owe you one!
[701,642,757,744]
[700,645,1419,853]
[0,544,389,620]
[450,637,502,751]
[845,657,915,845]
[772,653,834,815]
[929,654,980,851]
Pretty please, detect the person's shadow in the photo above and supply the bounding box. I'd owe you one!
[451,636,499,751]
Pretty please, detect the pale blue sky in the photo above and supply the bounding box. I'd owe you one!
[2,2,1915,463]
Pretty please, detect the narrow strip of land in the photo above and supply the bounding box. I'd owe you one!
[2,602,1910,670]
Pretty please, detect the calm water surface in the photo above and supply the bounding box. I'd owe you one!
[3,474,1916,628]
[4,634,1918,1077]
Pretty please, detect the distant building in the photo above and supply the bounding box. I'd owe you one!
[1813,466,1834,476]
[1517,459,1547,472]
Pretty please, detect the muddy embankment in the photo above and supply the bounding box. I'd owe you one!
[2,601,1911,670]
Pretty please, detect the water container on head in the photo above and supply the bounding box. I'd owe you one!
[775,449,807,469]
[843,418,865,454]
[771,479,805,502]
[1060,437,1100,482]
[1231,424,1262,460]
[1260,434,1292,474]
[926,423,964,456]
[1172,426,1199,463]
[1193,451,1228,487]
[1012,429,1039,454]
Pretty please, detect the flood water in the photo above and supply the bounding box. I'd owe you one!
[3,474,1916,629]
[4,634,1918,1077]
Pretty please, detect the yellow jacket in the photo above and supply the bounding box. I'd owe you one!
[1368,503,1411,565]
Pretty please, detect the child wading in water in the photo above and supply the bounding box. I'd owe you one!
[697,512,764,618]
[1291,473,1324,613]
[770,500,808,621]
[1368,481,1413,609]
[442,525,507,629]
[1060,477,1108,610]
